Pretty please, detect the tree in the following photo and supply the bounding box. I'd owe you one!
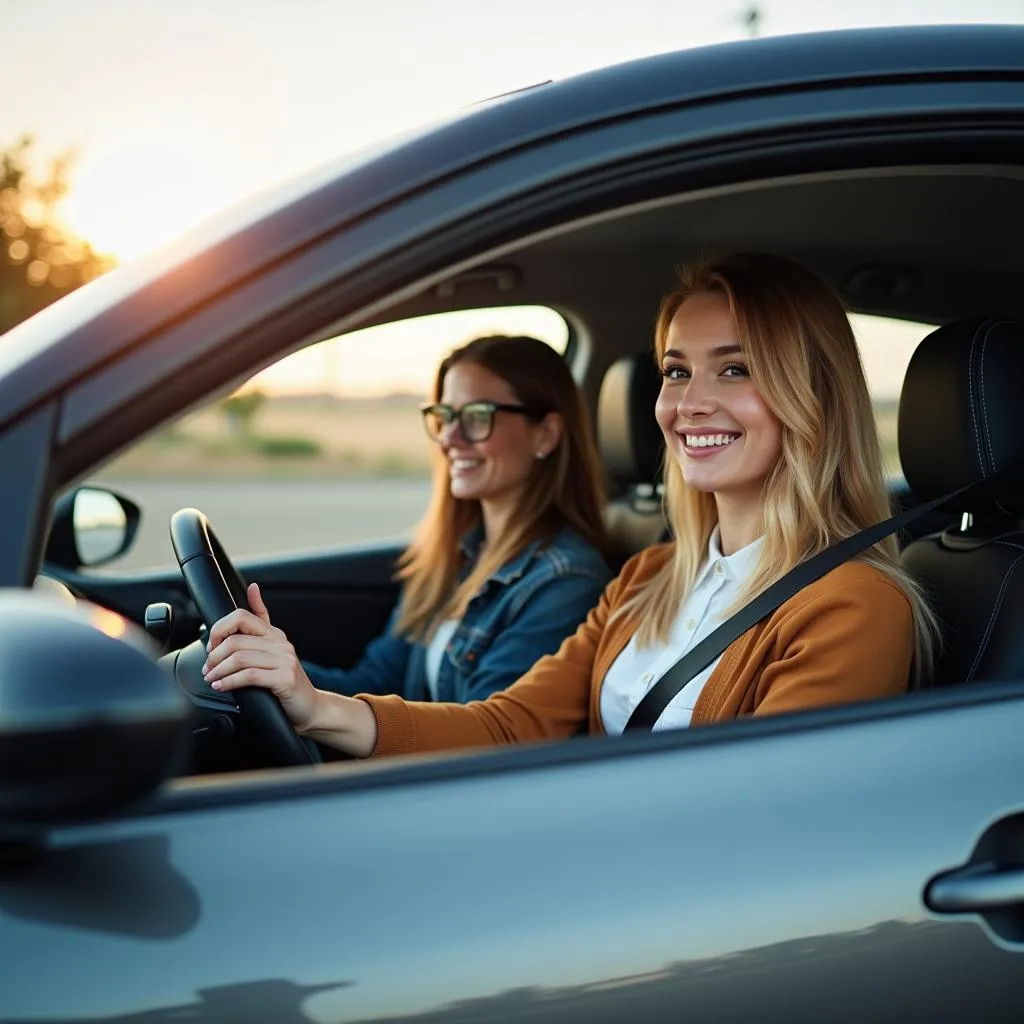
[0,137,112,334]
[220,389,267,439]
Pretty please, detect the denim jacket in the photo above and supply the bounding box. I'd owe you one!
[304,526,611,703]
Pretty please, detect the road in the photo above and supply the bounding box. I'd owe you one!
[90,477,433,571]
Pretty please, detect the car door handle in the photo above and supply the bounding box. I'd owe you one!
[926,861,1024,913]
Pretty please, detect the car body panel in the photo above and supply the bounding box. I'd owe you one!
[5,689,1024,1021]
[0,403,59,584]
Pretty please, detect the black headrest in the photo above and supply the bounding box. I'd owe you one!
[898,317,1024,514]
[597,353,664,486]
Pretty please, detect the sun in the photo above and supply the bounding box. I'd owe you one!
[61,146,220,263]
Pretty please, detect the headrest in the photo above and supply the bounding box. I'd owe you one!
[597,352,664,486]
[898,317,1024,514]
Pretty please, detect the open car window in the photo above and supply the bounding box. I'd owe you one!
[850,313,934,478]
[77,306,569,572]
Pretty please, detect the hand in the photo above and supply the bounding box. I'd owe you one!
[203,582,319,733]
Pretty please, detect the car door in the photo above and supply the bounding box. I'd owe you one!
[5,687,1024,1023]
[5,27,1024,1023]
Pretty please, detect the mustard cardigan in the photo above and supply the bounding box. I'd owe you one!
[361,543,914,757]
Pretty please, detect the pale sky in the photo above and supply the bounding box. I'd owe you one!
[2,0,1017,397]
[6,0,1024,259]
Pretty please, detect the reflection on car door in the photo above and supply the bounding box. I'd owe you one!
[4,686,1024,1022]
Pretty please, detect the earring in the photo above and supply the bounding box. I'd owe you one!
[535,451,547,460]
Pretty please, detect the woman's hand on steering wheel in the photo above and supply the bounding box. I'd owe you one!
[203,582,320,734]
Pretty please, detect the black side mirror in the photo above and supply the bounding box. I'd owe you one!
[0,593,190,837]
[45,486,141,571]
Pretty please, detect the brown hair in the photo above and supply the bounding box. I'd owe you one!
[617,252,937,682]
[395,335,609,641]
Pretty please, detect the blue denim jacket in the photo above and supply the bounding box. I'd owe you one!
[304,526,611,703]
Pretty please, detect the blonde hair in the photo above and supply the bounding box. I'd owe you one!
[396,335,610,641]
[620,252,937,683]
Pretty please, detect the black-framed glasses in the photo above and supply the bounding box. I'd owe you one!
[420,401,543,443]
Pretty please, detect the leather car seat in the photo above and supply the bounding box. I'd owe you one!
[597,352,668,568]
[898,317,1024,687]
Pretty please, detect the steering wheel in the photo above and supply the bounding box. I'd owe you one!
[170,508,321,767]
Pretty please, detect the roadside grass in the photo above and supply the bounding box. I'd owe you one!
[100,395,434,479]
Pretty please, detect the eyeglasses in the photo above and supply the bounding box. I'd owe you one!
[420,401,543,443]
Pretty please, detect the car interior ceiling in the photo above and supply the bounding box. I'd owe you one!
[345,163,1024,345]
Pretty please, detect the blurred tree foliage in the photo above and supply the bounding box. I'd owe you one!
[0,137,112,334]
[220,389,267,437]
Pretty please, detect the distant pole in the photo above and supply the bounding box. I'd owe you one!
[742,4,762,38]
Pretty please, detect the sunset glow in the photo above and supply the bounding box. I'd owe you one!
[61,146,220,262]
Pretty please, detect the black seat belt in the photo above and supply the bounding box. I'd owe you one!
[623,479,979,732]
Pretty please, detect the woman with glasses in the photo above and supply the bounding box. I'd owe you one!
[202,334,612,707]
[204,253,935,756]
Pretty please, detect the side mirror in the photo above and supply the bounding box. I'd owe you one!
[0,593,191,836]
[45,486,141,570]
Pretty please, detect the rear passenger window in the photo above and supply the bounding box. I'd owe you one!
[850,313,933,478]
[82,306,569,571]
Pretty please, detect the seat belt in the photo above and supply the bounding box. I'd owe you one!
[623,478,984,732]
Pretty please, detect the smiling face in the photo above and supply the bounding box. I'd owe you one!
[437,361,560,526]
[655,290,783,509]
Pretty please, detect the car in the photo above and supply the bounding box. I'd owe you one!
[3,22,1024,1023]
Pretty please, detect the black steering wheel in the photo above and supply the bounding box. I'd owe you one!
[170,508,321,767]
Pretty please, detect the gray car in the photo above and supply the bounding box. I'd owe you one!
[3,24,1024,1023]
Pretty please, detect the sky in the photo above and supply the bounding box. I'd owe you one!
[7,0,1024,260]
[2,0,1021,395]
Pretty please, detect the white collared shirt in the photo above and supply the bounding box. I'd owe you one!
[600,528,765,734]
[424,619,459,700]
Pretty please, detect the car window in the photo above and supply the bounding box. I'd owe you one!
[849,313,934,478]
[81,306,569,572]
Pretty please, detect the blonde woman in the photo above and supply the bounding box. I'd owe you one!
[207,334,612,708]
[204,254,935,755]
